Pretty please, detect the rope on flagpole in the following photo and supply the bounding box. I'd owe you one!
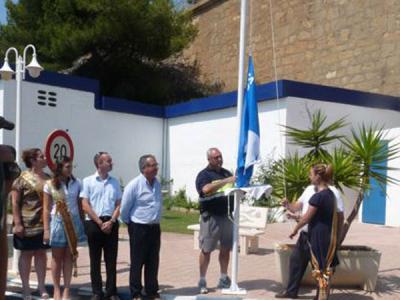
[268,0,287,201]
[248,0,253,55]
[268,0,297,233]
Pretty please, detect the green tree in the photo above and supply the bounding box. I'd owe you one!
[0,0,219,104]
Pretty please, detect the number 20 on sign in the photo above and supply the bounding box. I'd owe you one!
[45,130,74,170]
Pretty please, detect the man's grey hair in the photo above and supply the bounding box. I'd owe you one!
[206,147,220,159]
[139,154,156,172]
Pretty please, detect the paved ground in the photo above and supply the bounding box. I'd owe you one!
[6,222,400,299]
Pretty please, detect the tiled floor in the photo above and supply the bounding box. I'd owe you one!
[6,222,400,299]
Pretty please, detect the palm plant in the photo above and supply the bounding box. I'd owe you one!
[283,109,347,162]
[268,153,310,202]
[339,125,400,242]
[257,110,399,244]
[320,147,360,192]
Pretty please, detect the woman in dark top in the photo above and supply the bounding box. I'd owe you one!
[289,164,338,300]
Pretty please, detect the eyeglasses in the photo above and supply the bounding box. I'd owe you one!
[0,161,21,180]
[147,163,159,168]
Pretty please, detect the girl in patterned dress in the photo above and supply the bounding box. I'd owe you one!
[11,148,50,300]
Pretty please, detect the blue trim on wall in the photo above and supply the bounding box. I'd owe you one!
[18,70,400,119]
[165,81,284,118]
[280,80,400,112]
[101,96,164,118]
[24,70,102,109]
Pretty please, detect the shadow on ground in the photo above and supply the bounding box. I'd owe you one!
[374,274,400,297]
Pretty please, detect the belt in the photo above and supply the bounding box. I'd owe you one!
[99,216,112,222]
[132,222,160,227]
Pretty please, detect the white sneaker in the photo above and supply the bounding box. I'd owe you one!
[198,278,208,294]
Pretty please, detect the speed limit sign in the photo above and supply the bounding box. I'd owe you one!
[45,130,74,170]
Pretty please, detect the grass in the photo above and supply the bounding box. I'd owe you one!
[161,209,200,234]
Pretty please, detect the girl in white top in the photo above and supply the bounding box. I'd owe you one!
[43,156,85,300]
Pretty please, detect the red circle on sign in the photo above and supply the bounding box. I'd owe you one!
[45,130,74,171]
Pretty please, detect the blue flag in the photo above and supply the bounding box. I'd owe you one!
[236,56,260,188]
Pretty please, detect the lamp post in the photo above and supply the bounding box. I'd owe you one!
[0,44,43,274]
[0,44,43,164]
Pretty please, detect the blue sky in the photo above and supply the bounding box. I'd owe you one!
[0,0,7,24]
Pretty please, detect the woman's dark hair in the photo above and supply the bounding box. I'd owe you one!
[21,148,41,168]
[312,163,333,184]
[52,156,75,190]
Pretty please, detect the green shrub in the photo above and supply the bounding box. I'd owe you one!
[163,188,198,210]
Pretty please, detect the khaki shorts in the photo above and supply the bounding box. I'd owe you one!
[199,214,233,252]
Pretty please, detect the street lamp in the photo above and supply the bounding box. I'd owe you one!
[0,44,43,274]
[0,44,43,164]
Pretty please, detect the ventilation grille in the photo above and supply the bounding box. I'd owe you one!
[37,90,57,107]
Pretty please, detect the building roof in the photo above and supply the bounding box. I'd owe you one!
[25,70,400,119]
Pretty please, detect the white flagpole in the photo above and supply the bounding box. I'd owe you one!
[222,0,248,295]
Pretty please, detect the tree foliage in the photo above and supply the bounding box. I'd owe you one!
[0,0,220,104]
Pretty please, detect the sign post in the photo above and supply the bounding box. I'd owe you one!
[45,130,74,170]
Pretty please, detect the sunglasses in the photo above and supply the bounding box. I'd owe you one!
[0,161,21,180]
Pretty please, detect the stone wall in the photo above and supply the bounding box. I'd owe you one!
[182,0,400,96]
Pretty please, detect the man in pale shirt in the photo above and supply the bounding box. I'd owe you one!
[120,154,162,300]
[275,185,344,299]
[81,152,122,300]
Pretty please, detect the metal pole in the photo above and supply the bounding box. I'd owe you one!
[15,56,22,165]
[236,0,248,128]
[230,191,242,290]
[11,55,22,274]
[222,0,248,295]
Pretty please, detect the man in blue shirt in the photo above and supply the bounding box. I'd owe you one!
[81,152,122,300]
[195,148,236,294]
[120,154,162,300]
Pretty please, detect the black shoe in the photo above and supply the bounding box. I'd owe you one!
[131,293,143,300]
[146,293,161,300]
[275,291,298,299]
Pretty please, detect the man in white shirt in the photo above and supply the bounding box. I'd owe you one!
[275,185,344,299]
[120,154,162,300]
[81,152,122,300]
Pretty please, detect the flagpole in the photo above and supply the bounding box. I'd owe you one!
[222,0,248,295]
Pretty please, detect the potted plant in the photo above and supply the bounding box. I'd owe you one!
[258,110,399,291]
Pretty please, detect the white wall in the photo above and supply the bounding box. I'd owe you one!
[382,128,400,227]
[1,80,164,186]
[168,100,287,200]
[2,78,400,226]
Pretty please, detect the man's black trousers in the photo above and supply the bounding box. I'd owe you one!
[128,222,161,298]
[286,231,311,296]
[85,218,119,297]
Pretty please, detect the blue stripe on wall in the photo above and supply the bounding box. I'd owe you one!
[165,81,284,118]
[25,70,102,108]
[19,70,400,118]
[101,96,164,118]
[281,80,400,112]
